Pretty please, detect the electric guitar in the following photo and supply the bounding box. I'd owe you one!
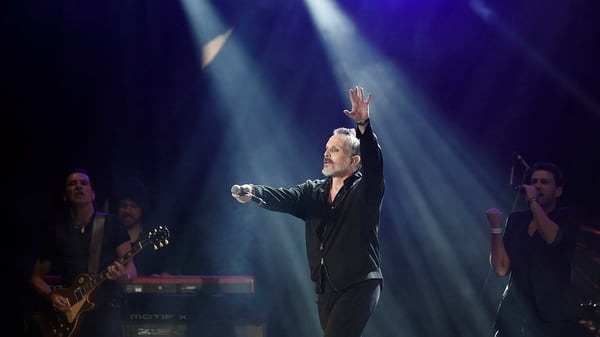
[38,226,170,337]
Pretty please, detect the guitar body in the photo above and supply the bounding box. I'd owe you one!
[38,274,96,337]
[37,226,170,337]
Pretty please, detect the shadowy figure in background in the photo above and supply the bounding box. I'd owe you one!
[232,86,385,337]
[115,177,171,276]
[486,162,592,337]
[30,168,137,337]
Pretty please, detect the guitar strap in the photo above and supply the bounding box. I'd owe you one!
[88,212,106,275]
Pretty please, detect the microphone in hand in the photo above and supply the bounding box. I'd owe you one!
[231,184,249,196]
[231,184,266,205]
[512,184,525,193]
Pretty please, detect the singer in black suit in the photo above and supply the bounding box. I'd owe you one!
[231,86,384,337]
[486,162,589,337]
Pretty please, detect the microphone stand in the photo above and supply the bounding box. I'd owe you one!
[510,154,530,213]
[478,153,528,303]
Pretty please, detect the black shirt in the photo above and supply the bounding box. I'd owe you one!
[253,123,385,291]
[38,212,131,307]
[501,206,581,321]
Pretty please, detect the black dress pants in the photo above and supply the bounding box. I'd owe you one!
[317,278,381,337]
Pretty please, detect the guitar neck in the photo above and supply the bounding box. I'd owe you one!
[84,240,146,292]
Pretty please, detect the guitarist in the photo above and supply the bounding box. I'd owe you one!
[31,168,137,337]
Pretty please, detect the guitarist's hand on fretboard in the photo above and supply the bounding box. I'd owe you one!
[106,261,128,281]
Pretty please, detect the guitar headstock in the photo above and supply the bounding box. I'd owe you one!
[146,226,170,251]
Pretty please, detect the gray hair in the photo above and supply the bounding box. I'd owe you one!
[333,127,360,156]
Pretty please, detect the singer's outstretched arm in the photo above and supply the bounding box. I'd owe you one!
[229,86,384,337]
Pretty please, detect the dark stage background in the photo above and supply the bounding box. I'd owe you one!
[7,1,600,337]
